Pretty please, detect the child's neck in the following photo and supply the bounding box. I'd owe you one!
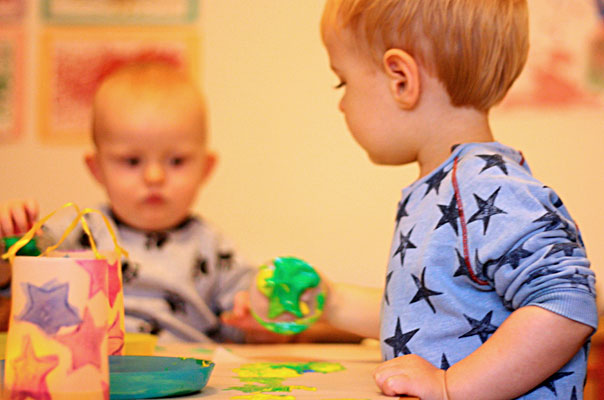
[416,105,493,179]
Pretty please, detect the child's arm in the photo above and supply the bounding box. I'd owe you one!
[0,199,38,332]
[374,305,593,400]
[223,280,380,342]
[324,282,382,339]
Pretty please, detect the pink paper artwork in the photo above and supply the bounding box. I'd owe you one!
[0,27,24,141]
[39,28,198,143]
[502,0,604,110]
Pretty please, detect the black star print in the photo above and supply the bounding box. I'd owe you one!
[194,257,208,277]
[410,267,443,313]
[570,386,577,400]
[543,187,565,208]
[78,231,92,248]
[121,260,140,284]
[164,290,187,314]
[468,187,507,235]
[582,340,590,360]
[384,271,394,306]
[453,249,471,279]
[384,318,419,358]
[528,371,574,396]
[396,194,411,224]
[217,252,233,270]
[471,249,496,284]
[533,205,563,231]
[545,242,580,258]
[435,195,459,235]
[561,269,593,294]
[477,154,508,175]
[139,317,162,336]
[559,222,582,246]
[527,266,558,284]
[440,354,450,370]
[393,227,417,267]
[423,168,450,198]
[145,232,169,249]
[459,311,498,344]
[500,244,533,269]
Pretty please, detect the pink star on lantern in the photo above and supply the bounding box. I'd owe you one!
[76,259,108,300]
[9,335,59,400]
[108,313,124,356]
[107,261,122,308]
[55,308,106,371]
[101,380,110,400]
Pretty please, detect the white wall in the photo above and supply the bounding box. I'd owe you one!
[1,2,602,306]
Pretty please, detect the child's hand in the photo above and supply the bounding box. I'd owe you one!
[0,199,39,238]
[221,290,292,343]
[373,354,448,399]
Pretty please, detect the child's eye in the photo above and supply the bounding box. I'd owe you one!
[124,157,140,167]
[334,81,346,89]
[169,157,186,166]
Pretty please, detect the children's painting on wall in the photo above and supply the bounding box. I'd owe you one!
[42,0,198,24]
[0,28,24,141]
[0,0,25,20]
[502,0,604,110]
[38,27,199,144]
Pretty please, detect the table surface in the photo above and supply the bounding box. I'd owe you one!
[151,341,419,400]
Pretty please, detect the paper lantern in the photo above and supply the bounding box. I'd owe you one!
[4,256,109,399]
[1,203,128,399]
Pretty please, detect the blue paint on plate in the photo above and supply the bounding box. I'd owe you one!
[109,355,214,399]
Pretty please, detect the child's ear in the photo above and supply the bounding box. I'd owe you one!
[382,49,420,109]
[84,151,105,185]
[201,151,218,183]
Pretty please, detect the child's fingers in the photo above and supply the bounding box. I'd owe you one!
[0,203,19,237]
[23,199,39,228]
[232,290,251,318]
[0,200,38,237]
[8,205,32,236]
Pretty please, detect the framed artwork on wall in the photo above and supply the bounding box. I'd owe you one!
[0,27,25,142]
[0,0,25,20]
[41,0,198,25]
[38,27,200,144]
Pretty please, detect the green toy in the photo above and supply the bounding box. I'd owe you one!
[251,257,325,335]
[2,236,40,257]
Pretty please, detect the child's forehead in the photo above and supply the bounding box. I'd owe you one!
[94,129,206,152]
[93,100,207,149]
[99,82,203,111]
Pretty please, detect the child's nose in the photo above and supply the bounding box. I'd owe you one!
[143,163,166,184]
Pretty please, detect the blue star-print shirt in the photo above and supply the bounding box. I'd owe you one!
[380,142,597,399]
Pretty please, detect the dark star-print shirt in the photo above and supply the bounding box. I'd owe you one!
[381,142,597,399]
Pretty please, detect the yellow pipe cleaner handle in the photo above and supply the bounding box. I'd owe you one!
[1,202,128,263]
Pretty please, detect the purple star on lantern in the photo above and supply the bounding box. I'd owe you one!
[18,281,81,335]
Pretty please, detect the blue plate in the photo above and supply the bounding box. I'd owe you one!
[0,355,214,400]
[109,355,214,399]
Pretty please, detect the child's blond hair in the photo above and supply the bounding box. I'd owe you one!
[92,61,207,145]
[321,0,529,111]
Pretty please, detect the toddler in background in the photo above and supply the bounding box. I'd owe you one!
[315,0,598,398]
[1,61,257,343]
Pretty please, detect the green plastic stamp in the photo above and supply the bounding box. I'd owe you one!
[250,257,325,335]
[1,236,40,257]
